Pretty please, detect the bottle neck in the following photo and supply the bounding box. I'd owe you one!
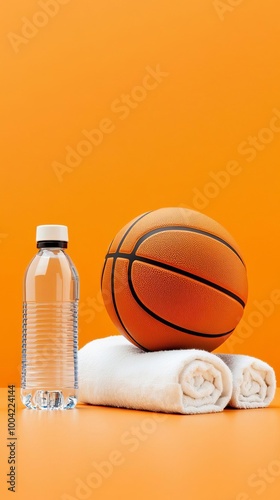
[37,241,68,249]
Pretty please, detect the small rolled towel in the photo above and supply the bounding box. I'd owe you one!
[216,354,276,409]
[78,335,233,414]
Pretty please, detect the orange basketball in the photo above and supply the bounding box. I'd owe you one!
[101,207,248,351]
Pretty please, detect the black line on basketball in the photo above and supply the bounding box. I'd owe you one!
[110,211,152,351]
[126,258,234,339]
[132,226,245,267]
[101,239,115,288]
[107,251,245,308]
[117,211,153,252]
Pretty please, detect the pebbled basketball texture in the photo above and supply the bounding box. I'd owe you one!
[101,207,248,352]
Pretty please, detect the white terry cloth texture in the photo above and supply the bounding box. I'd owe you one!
[216,354,276,409]
[78,335,233,414]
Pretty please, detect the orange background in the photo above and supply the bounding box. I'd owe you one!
[1,0,280,386]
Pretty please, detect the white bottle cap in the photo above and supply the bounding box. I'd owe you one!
[36,225,68,242]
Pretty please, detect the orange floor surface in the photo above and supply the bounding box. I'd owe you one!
[0,388,280,500]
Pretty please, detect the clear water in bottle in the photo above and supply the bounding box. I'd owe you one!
[21,225,79,410]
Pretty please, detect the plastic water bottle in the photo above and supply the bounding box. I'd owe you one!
[21,225,79,410]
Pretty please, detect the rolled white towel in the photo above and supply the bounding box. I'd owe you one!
[78,335,233,414]
[216,354,276,409]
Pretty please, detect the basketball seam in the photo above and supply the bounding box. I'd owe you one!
[101,239,114,288]
[126,257,234,339]
[107,211,153,350]
[106,252,246,308]
[132,226,246,267]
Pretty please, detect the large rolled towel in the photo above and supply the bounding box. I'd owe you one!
[216,354,276,409]
[78,335,232,414]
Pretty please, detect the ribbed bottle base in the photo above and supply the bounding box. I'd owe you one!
[21,388,78,410]
[21,301,78,410]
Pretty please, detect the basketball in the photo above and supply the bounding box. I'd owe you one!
[101,207,248,351]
